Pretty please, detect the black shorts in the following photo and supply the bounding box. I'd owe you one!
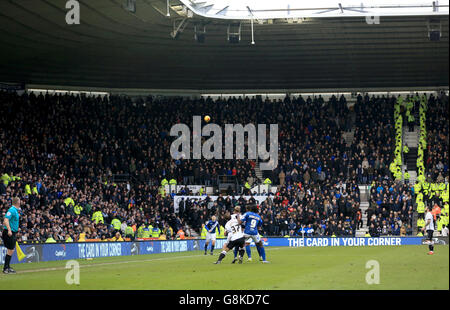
[426,230,434,241]
[2,229,16,250]
[227,237,246,250]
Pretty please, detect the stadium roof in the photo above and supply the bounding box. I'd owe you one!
[0,0,448,92]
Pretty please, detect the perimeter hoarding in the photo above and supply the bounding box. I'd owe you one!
[1,237,443,265]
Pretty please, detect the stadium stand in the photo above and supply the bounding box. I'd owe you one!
[0,90,448,242]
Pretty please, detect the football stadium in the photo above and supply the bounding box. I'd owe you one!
[0,0,449,297]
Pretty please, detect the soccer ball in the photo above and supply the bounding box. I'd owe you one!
[204,115,211,123]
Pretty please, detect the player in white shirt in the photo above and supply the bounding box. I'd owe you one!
[229,206,250,263]
[214,211,246,264]
[422,205,435,255]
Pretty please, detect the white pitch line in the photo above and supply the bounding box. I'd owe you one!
[9,247,283,275]
[15,254,203,274]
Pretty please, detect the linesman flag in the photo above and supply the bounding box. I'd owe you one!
[16,242,26,261]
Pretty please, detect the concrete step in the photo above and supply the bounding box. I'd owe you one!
[254,165,263,180]
[403,126,419,148]
[357,183,370,230]
[355,227,369,237]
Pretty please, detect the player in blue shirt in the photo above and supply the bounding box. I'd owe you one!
[204,216,220,255]
[238,204,269,263]
[2,197,21,274]
[231,205,259,263]
[230,206,253,263]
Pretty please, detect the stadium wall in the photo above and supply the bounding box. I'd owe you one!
[1,237,447,265]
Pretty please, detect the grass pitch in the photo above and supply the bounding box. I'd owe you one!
[0,245,448,290]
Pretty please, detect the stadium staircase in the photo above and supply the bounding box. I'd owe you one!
[402,125,420,184]
[254,160,274,194]
[344,102,372,237]
[254,157,263,182]
[355,185,370,237]
[403,123,421,234]
[402,113,421,233]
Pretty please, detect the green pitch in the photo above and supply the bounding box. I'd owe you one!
[0,245,448,290]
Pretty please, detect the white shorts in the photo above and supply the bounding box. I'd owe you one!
[226,234,232,243]
[205,232,216,242]
[244,234,261,244]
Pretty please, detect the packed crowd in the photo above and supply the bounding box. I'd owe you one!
[424,93,449,182]
[351,94,396,184]
[365,179,415,236]
[0,90,448,243]
[182,178,362,237]
[0,172,189,242]
[416,92,449,235]
[263,94,352,186]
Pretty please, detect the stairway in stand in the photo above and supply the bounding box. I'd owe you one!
[254,164,263,183]
[403,124,420,233]
[355,185,370,237]
[403,125,420,184]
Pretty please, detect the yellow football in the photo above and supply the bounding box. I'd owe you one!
[204,115,211,122]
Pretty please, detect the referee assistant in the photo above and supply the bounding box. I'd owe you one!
[2,197,21,274]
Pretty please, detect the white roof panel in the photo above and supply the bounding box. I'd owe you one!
[180,0,449,19]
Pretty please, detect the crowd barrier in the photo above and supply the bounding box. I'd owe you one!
[1,237,447,265]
